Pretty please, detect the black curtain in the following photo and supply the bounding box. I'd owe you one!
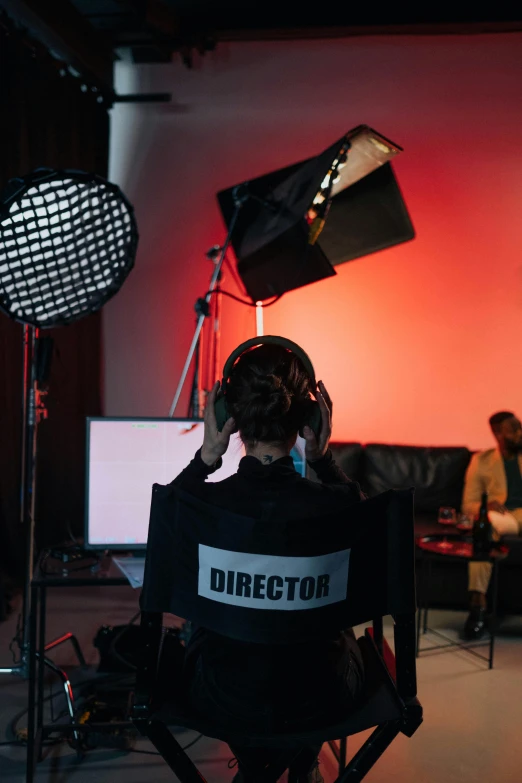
[0,17,109,584]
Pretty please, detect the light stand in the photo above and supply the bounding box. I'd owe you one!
[168,185,248,417]
[208,246,224,398]
[187,298,206,419]
[0,326,84,739]
[16,325,38,672]
[186,246,224,418]
[0,169,138,738]
[0,325,37,676]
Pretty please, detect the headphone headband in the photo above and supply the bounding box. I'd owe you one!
[221,335,316,386]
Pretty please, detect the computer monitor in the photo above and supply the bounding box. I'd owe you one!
[85,417,307,550]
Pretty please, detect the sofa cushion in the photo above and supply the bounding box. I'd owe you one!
[328,443,364,484]
[363,444,472,514]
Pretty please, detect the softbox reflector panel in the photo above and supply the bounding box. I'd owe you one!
[217,127,414,302]
[235,222,336,302]
[217,137,345,264]
[317,163,415,266]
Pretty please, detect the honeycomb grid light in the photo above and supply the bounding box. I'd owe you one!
[0,169,138,328]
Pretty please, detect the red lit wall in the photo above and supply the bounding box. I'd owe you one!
[106,34,522,450]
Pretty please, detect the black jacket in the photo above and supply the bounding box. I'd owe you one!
[171,447,363,518]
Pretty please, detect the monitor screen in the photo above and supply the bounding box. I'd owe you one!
[85,417,307,549]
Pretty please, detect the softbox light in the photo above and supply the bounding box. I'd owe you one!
[0,168,138,328]
[217,126,414,302]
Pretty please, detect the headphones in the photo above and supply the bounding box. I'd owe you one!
[214,335,322,439]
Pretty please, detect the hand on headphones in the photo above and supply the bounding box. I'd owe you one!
[201,381,237,466]
[302,381,332,462]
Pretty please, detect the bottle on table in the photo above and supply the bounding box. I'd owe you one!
[472,492,493,556]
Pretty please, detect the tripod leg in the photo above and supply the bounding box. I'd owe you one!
[36,587,46,758]
[146,720,206,783]
[168,194,246,418]
[26,584,38,783]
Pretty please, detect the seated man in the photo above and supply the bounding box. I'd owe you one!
[462,411,522,639]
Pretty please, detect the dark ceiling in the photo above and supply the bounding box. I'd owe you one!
[71,1,522,62]
[71,1,522,32]
[2,0,522,96]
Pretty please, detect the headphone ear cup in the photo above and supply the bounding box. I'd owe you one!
[214,392,230,433]
[299,400,322,440]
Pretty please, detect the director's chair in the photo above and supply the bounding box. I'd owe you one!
[133,485,422,782]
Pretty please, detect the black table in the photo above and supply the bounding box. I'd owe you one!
[26,555,133,783]
[415,533,509,669]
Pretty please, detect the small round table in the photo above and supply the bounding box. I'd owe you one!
[416,533,509,669]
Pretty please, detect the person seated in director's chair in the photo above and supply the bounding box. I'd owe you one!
[171,338,366,783]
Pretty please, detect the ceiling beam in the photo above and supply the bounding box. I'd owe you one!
[1,0,114,90]
[218,20,522,41]
[146,0,180,38]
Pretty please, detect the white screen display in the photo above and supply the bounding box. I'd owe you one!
[85,418,306,548]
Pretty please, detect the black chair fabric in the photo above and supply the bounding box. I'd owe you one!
[135,484,422,782]
[140,486,415,644]
[151,633,404,747]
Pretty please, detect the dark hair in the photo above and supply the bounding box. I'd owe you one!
[225,344,314,443]
[489,411,514,432]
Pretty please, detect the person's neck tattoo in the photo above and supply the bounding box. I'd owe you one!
[263,455,273,464]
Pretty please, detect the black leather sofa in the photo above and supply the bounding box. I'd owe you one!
[328,443,522,614]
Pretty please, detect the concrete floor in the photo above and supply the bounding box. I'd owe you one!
[1,585,521,783]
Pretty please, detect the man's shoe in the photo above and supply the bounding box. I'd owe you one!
[463,606,487,640]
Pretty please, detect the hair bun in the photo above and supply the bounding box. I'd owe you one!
[226,343,313,443]
[251,374,292,418]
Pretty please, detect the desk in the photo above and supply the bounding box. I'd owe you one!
[415,534,508,669]
[27,555,132,783]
